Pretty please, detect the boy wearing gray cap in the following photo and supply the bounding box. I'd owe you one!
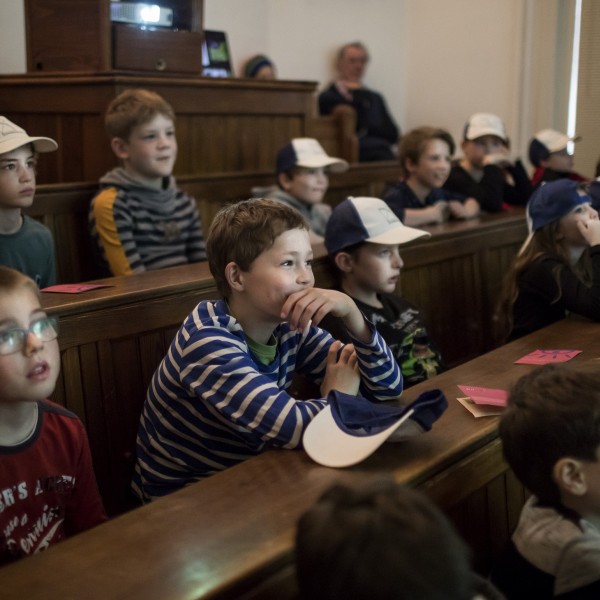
[254,137,348,245]
[0,117,58,288]
[321,196,445,387]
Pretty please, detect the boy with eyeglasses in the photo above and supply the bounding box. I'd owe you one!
[0,266,106,566]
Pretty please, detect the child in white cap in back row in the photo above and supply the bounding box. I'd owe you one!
[529,128,588,189]
[443,112,533,213]
[0,117,58,287]
[253,138,348,245]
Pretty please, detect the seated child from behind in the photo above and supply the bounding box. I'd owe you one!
[529,129,588,189]
[320,196,445,388]
[253,138,348,245]
[492,363,600,599]
[383,126,479,226]
[444,112,533,212]
[296,478,503,600]
[0,117,57,288]
[132,198,403,501]
[0,266,106,566]
[89,88,206,277]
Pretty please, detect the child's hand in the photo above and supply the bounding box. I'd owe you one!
[431,201,450,223]
[449,198,480,219]
[281,288,370,342]
[320,340,360,397]
[483,149,513,168]
[577,217,600,247]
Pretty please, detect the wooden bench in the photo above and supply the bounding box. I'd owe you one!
[39,210,527,517]
[25,162,400,284]
[4,319,599,600]
[308,104,360,163]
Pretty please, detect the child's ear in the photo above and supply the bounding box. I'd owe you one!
[405,157,417,176]
[110,137,130,160]
[224,261,245,292]
[553,457,588,496]
[278,172,293,192]
[334,252,355,273]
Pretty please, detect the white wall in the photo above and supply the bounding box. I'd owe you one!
[1,0,574,163]
[0,0,26,74]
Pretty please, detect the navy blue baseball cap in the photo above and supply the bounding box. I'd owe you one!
[528,179,591,231]
[303,389,448,467]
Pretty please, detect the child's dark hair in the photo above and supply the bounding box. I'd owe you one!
[398,126,456,179]
[104,88,175,141]
[499,364,600,509]
[206,198,308,298]
[295,479,473,600]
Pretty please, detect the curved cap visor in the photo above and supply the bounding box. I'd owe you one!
[0,116,58,154]
[303,404,414,468]
[303,389,447,468]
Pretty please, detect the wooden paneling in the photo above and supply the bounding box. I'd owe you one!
[0,74,318,183]
[24,164,400,285]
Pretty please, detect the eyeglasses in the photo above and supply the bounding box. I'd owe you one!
[0,316,59,356]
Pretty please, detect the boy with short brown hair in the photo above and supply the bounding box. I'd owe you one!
[0,266,106,565]
[89,88,206,276]
[133,198,403,501]
[492,364,600,598]
[383,126,479,226]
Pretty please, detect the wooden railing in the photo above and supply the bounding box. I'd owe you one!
[25,163,400,284]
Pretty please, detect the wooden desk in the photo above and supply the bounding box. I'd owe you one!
[39,209,526,516]
[3,319,599,599]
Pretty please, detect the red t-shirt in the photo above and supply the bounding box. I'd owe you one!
[0,400,107,565]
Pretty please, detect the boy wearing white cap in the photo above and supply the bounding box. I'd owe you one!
[444,112,532,212]
[255,138,348,245]
[0,117,58,287]
[321,196,445,387]
[529,128,587,189]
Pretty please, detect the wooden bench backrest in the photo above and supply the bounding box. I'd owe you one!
[26,163,400,284]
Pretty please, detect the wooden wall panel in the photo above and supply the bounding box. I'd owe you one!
[0,75,318,183]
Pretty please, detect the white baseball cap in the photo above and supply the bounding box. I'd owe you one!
[0,116,58,155]
[276,138,348,173]
[463,113,507,143]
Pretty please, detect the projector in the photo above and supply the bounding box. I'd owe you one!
[110,2,174,28]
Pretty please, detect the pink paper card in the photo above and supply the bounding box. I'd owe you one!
[41,284,113,294]
[457,397,504,418]
[514,349,582,365]
[457,385,508,407]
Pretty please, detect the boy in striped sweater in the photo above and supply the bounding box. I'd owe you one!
[89,89,206,276]
[132,198,403,501]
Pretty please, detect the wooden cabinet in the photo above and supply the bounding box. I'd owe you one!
[25,0,203,74]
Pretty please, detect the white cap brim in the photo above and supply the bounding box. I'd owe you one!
[296,157,349,173]
[303,405,414,468]
[368,224,431,246]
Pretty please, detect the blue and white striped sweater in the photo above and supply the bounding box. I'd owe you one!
[133,299,402,500]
